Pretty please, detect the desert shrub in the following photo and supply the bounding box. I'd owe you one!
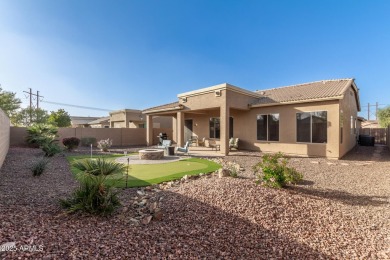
[253,152,302,188]
[41,141,63,157]
[225,164,239,178]
[80,137,97,147]
[62,137,80,151]
[26,124,58,147]
[60,158,126,215]
[97,138,112,152]
[31,157,49,176]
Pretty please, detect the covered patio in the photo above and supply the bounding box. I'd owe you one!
[143,83,261,156]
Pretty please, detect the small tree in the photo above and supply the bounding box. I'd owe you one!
[0,87,22,124]
[14,107,49,126]
[377,106,390,128]
[48,109,71,127]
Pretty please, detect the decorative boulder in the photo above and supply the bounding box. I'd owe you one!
[218,168,231,178]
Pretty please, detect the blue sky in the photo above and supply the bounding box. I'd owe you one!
[1,1,389,118]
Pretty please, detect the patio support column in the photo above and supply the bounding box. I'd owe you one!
[146,115,153,146]
[177,111,184,147]
[220,104,230,156]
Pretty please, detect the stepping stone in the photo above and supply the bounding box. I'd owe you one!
[327,162,335,165]
[340,163,349,166]
[311,161,320,164]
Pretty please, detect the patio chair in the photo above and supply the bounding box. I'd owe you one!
[197,137,206,147]
[176,141,190,155]
[189,136,198,146]
[208,140,220,151]
[229,138,239,150]
[157,139,172,149]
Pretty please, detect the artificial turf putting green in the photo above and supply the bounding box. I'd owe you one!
[67,155,221,188]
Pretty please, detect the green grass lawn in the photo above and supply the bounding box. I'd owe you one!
[67,154,221,187]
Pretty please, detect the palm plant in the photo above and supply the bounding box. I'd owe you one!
[26,124,58,147]
[61,158,126,215]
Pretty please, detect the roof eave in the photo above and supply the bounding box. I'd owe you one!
[143,105,184,115]
[249,96,344,108]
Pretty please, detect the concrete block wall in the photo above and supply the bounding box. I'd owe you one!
[388,126,390,149]
[0,109,10,169]
[10,127,173,147]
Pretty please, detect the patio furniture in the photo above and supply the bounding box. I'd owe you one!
[197,137,206,147]
[176,141,190,155]
[229,137,239,150]
[189,136,198,146]
[166,146,175,156]
[157,139,172,149]
[157,133,168,146]
[208,140,220,151]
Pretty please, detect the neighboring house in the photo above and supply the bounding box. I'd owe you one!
[143,79,361,159]
[110,109,172,129]
[361,120,379,128]
[70,116,101,128]
[89,116,110,128]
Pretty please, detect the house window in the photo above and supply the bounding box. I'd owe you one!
[297,111,327,143]
[350,116,356,134]
[139,123,145,128]
[256,114,279,141]
[209,118,220,138]
[209,117,233,139]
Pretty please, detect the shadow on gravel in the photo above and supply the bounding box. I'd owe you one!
[287,186,389,207]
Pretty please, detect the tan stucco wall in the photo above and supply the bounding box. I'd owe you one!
[339,86,359,158]
[10,127,172,147]
[0,109,10,169]
[234,100,341,158]
[175,99,341,158]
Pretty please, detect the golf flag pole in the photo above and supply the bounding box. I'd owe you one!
[126,157,129,188]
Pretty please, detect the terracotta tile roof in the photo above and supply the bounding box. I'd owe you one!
[252,79,354,105]
[143,101,180,113]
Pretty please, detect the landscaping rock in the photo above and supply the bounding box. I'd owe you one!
[218,168,231,178]
[0,147,389,259]
[141,215,153,225]
[153,210,163,221]
[148,202,158,213]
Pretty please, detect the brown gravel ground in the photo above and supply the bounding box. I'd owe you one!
[0,146,389,259]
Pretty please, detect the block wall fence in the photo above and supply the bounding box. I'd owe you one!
[387,126,390,149]
[10,127,173,147]
[0,109,10,169]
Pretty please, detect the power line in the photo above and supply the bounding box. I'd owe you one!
[23,88,44,122]
[41,100,112,112]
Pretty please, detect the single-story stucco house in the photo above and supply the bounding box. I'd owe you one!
[110,109,172,129]
[143,78,361,159]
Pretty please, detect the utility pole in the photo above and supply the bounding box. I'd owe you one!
[23,88,43,123]
[376,102,379,120]
[36,91,43,109]
[367,102,370,121]
[23,88,33,122]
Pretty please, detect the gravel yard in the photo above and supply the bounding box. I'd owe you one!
[0,146,389,259]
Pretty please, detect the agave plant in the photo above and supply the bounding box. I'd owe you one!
[61,158,126,215]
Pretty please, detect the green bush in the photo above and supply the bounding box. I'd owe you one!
[253,152,302,188]
[26,124,58,147]
[31,158,49,176]
[81,137,97,147]
[60,158,126,215]
[62,137,80,151]
[42,141,63,157]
